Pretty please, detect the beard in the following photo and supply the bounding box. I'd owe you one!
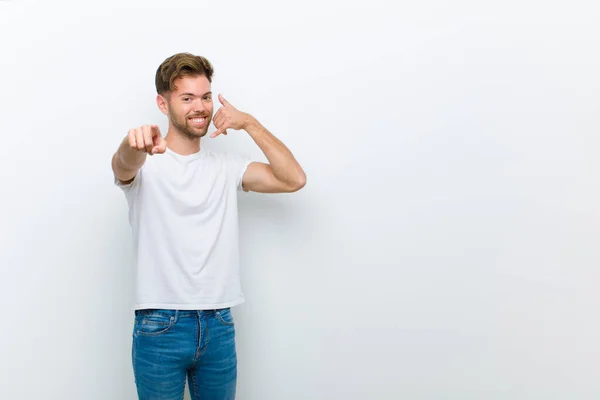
[169,107,212,140]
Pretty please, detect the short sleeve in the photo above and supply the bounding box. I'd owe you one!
[114,168,142,194]
[227,153,253,192]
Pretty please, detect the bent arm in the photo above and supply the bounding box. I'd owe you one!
[242,116,306,193]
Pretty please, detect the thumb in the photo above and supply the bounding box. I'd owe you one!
[153,137,167,154]
[218,94,230,107]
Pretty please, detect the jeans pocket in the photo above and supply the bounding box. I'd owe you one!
[215,308,235,326]
[135,311,175,337]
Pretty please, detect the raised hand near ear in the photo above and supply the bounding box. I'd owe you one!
[211,94,250,138]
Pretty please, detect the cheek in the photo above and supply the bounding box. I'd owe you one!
[167,104,181,117]
[174,106,190,118]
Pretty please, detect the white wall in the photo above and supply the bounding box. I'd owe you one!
[1,0,599,398]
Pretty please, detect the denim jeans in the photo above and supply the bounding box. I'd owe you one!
[132,308,237,400]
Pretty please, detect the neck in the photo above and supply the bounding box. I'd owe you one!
[165,126,202,156]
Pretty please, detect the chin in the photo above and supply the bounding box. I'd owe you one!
[183,128,208,139]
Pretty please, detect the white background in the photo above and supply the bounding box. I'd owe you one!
[1,0,599,399]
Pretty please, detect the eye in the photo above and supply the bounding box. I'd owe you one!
[203,95,212,101]
[182,97,191,102]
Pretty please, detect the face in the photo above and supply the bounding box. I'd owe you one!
[157,74,213,139]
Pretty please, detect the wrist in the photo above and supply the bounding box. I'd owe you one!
[243,114,259,131]
[119,143,146,169]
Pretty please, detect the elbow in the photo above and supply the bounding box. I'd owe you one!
[289,172,306,192]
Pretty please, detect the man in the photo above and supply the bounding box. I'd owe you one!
[111,52,306,400]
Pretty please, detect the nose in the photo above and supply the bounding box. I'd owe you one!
[192,98,206,113]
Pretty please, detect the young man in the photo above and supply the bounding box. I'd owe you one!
[112,52,306,400]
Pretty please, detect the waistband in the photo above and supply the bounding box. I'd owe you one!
[134,308,229,318]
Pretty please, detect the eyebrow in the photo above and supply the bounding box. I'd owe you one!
[179,91,212,97]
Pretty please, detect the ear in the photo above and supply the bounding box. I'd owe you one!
[156,94,169,116]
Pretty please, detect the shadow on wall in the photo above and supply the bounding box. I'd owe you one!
[235,190,316,266]
[237,191,316,241]
[238,192,289,224]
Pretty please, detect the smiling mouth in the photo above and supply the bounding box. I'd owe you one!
[188,116,207,127]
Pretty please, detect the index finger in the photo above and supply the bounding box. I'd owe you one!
[151,124,161,137]
[142,125,153,153]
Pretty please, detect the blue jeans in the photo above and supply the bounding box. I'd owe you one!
[132,308,237,400]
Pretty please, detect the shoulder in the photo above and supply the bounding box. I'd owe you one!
[205,149,254,190]
[205,149,251,167]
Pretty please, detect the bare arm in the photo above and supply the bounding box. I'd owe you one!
[211,94,306,193]
[112,124,166,184]
[241,117,306,193]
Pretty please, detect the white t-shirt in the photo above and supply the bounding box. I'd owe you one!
[115,147,252,310]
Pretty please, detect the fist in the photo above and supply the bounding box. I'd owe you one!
[211,94,250,138]
[127,124,167,155]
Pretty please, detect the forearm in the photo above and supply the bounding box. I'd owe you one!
[112,136,147,181]
[244,115,306,187]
